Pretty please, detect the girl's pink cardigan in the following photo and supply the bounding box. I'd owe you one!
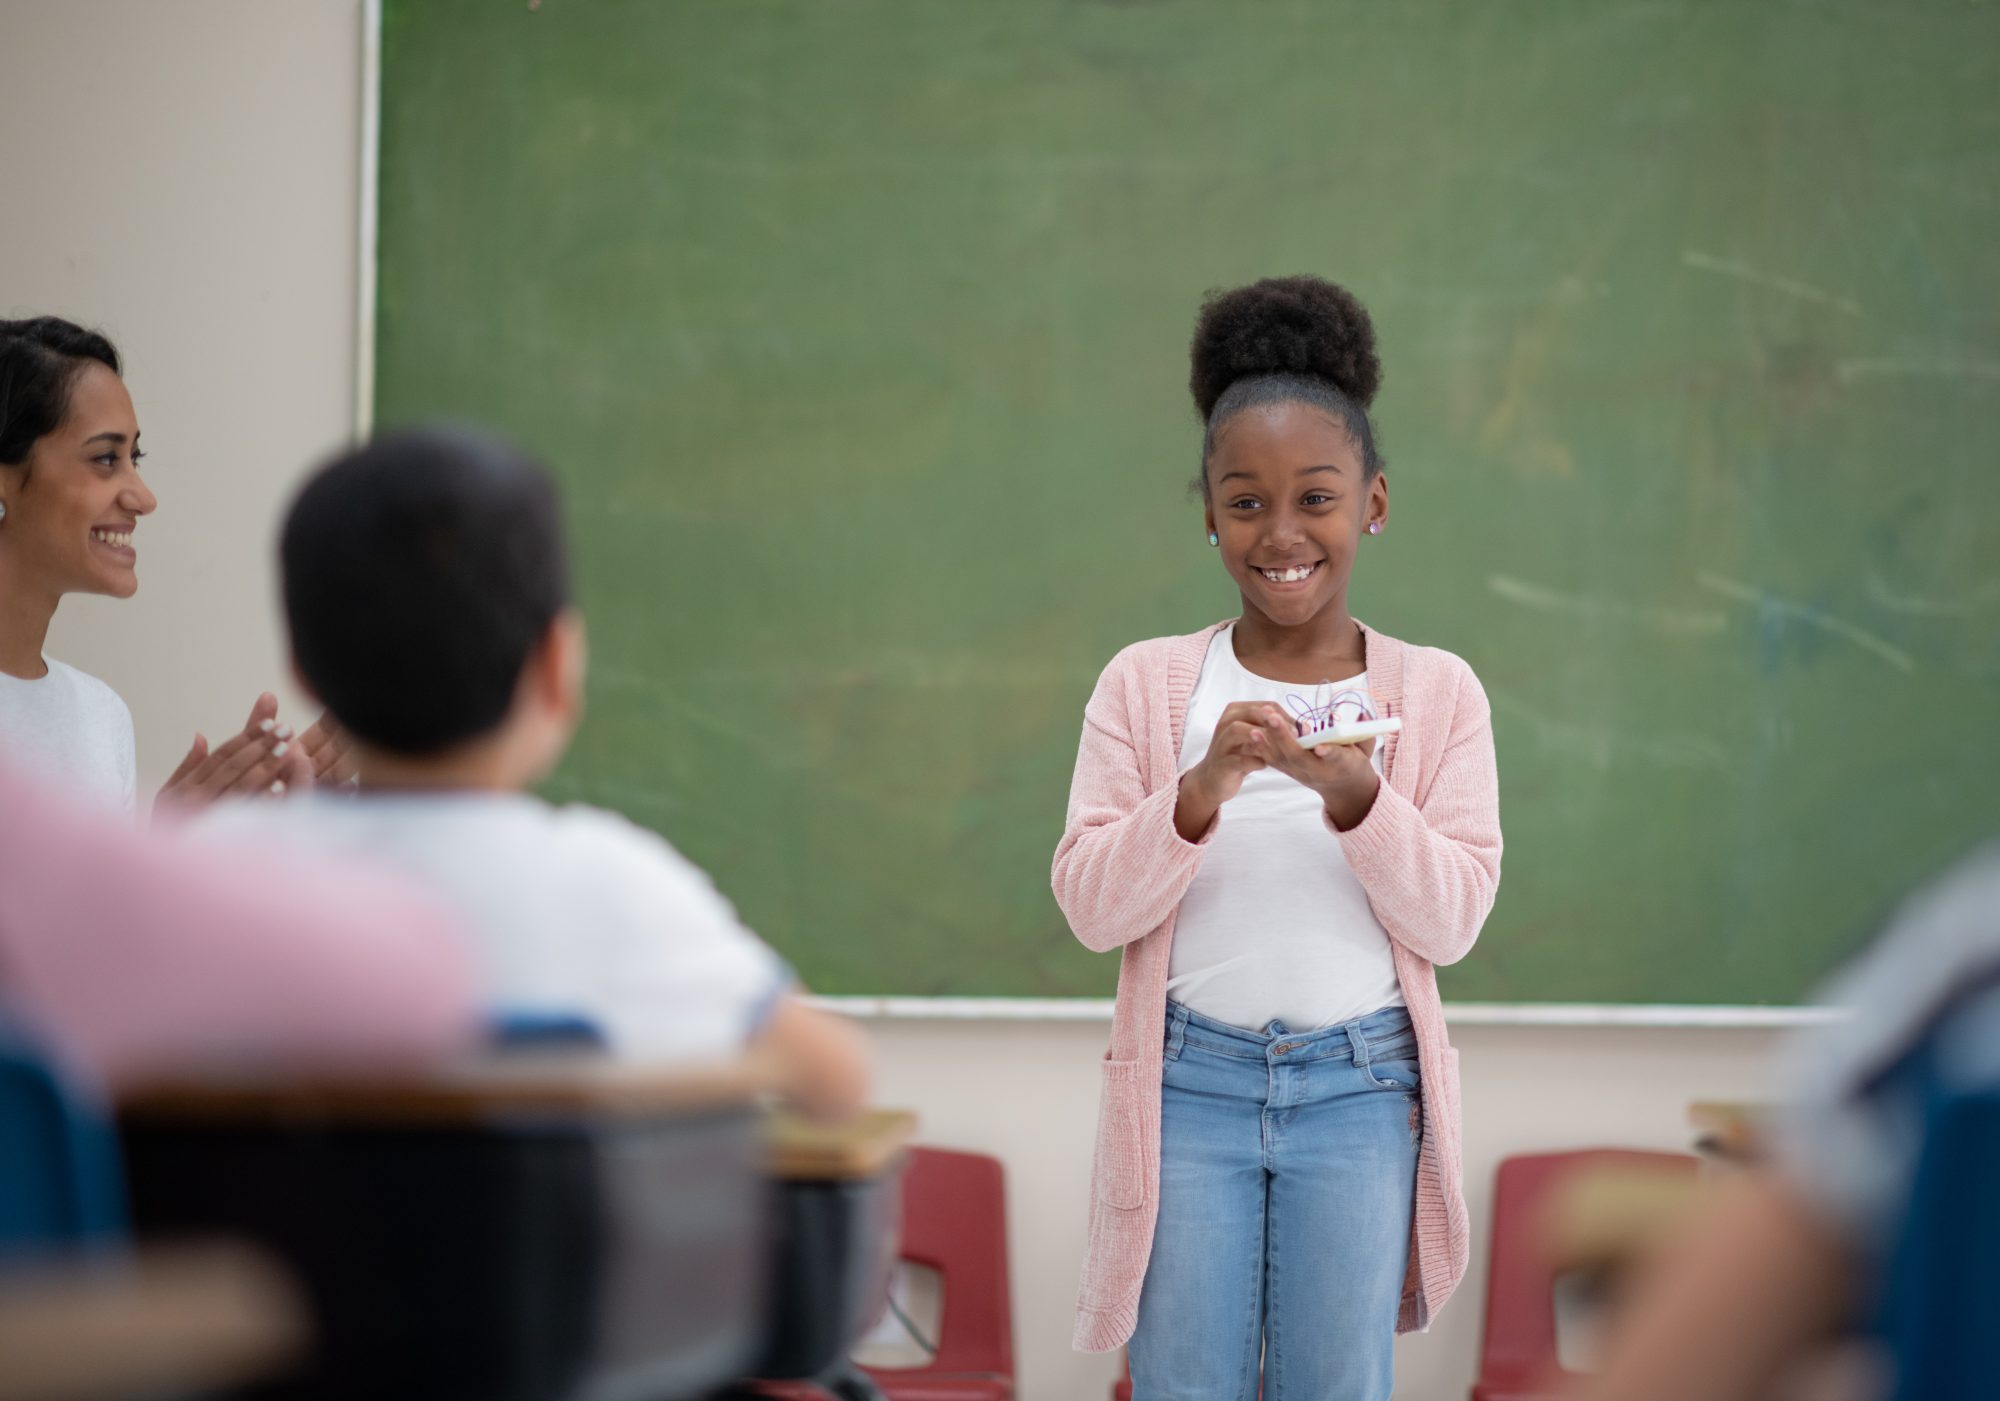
[1053,619,1502,1350]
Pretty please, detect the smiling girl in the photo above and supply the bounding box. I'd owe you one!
[0,317,328,811]
[1053,276,1502,1400]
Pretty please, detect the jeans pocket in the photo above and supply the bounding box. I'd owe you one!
[1362,1050,1422,1093]
[1093,1055,1150,1211]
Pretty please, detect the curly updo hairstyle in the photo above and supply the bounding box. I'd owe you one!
[1188,275,1383,493]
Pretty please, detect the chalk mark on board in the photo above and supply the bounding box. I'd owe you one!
[586,664,1015,815]
[1834,354,2000,385]
[1680,251,1863,317]
[591,669,784,751]
[601,656,1097,690]
[569,494,714,525]
[1487,690,1734,777]
[1487,574,1727,634]
[1696,572,1916,673]
[563,779,684,819]
[1865,571,2000,617]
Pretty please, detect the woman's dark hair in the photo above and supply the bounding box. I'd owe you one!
[281,424,572,756]
[1188,275,1384,491]
[0,317,122,466]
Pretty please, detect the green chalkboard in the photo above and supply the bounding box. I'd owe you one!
[376,1,2000,1004]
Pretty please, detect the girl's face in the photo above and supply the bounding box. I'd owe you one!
[0,361,155,601]
[1203,400,1388,631]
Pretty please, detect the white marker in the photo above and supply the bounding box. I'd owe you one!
[1297,716,1402,747]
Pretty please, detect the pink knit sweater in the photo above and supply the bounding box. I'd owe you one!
[1053,619,1502,1351]
[0,755,479,1090]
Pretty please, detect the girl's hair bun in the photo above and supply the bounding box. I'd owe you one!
[1188,275,1380,420]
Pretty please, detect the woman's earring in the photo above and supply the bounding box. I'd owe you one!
[0,501,9,524]
[1207,531,1219,546]
[1366,521,1382,536]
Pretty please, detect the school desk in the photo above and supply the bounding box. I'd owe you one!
[0,1240,305,1401]
[116,1058,769,1401]
[748,1109,918,1395]
[1688,1100,1773,1167]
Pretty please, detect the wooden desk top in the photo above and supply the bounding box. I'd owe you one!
[119,1061,919,1181]
[1689,1100,1773,1165]
[0,1242,306,1401]
[1543,1164,1706,1276]
[767,1108,919,1181]
[119,1057,766,1127]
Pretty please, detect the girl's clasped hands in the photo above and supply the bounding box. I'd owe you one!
[1183,700,1381,832]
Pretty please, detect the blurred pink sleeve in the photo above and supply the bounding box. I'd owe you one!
[0,756,480,1088]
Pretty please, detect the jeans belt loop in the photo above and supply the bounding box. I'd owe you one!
[1345,1019,1372,1072]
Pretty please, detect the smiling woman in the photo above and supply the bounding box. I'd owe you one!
[0,317,337,814]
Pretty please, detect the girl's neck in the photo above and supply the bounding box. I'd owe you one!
[1232,601,1365,670]
[0,561,58,679]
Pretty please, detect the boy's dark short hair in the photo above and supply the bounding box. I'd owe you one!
[281,425,571,755]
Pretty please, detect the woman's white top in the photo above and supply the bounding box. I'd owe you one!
[0,657,137,812]
[1167,625,1404,1031]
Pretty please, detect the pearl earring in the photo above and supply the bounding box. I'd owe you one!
[1366,521,1382,536]
[1207,531,1219,546]
[0,502,8,523]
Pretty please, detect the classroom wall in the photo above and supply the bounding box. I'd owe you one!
[3,5,1794,1397]
[1,0,367,788]
[868,1017,1786,1399]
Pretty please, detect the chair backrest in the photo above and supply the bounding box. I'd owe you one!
[877,1145,1013,1382]
[487,1009,608,1052]
[0,1025,128,1255]
[1473,1147,1696,1400]
[1879,1085,2000,1400]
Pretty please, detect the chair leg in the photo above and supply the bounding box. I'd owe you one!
[819,1361,888,1401]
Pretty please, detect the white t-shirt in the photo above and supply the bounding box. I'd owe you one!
[201,791,788,1063]
[0,657,137,812]
[1168,625,1405,1031]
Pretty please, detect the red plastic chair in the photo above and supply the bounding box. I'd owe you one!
[1471,1148,1698,1401]
[762,1146,1014,1401]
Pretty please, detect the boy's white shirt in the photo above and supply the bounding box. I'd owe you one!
[197,790,787,1061]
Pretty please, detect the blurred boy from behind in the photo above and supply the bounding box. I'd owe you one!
[204,426,868,1121]
[1575,844,2000,1401]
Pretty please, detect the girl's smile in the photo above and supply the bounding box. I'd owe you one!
[1253,559,1324,586]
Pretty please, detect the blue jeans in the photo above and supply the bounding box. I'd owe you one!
[1129,1001,1420,1401]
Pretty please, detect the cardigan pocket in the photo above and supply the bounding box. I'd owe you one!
[1442,1046,1464,1156]
[1415,1044,1463,1154]
[1421,1045,1463,1162]
[1093,1055,1150,1212]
